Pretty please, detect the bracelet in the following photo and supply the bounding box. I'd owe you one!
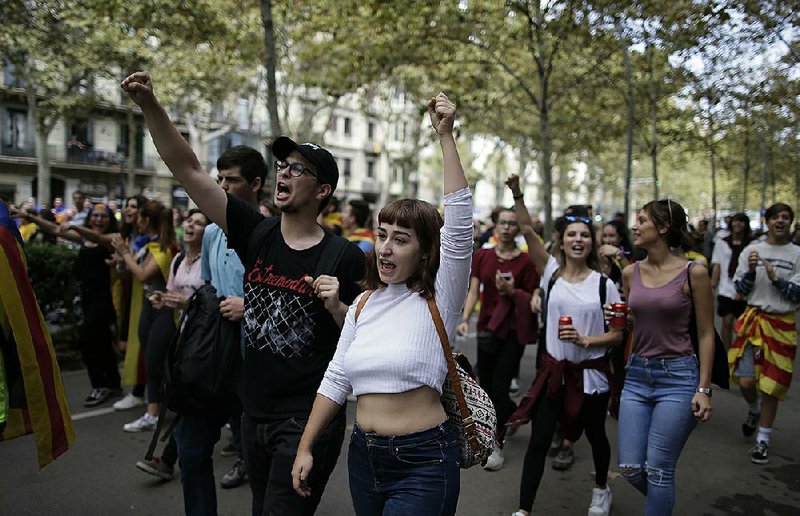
[512,193,524,200]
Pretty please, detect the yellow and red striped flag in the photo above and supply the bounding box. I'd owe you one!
[0,201,75,468]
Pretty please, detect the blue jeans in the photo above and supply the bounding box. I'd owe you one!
[348,421,460,516]
[173,412,230,516]
[617,354,699,516]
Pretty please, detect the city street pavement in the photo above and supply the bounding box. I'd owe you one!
[1,334,799,515]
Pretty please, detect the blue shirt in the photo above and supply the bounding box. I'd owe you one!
[201,223,244,298]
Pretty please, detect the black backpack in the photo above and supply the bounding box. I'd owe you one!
[164,284,241,416]
[145,284,241,460]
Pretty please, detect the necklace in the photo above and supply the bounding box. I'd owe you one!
[184,252,201,266]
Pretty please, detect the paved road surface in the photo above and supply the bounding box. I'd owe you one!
[2,336,798,515]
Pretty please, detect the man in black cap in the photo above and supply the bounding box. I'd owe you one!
[122,71,365,516]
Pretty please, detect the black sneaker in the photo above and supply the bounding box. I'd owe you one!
[741,411,759,438]
[750,441,769,465]
[552,446,575,470]
[220,459,248,489]
[84,388,119,407]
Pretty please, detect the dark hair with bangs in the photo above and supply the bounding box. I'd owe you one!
[556,219,601,271]
[362,198,443,298]
[641,199,694,251]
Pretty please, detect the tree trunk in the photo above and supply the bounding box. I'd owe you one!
[758,130,768,230]
[23,64,51,205]
[534,3,553,237]
[126,103,136,196]
[260,0,282,138]
[623,46,635,222]
[742,128,750,211]
[647,45,659,200]
[709,145,717,222]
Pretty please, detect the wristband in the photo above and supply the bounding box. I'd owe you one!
[512,193,524,200]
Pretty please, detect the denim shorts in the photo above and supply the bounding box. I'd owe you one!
[348,421,460,516]
[733,343,756,377]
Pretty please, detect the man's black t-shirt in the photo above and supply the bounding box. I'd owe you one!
[226,194,365,420]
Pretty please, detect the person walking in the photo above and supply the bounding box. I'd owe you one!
[617,199,714,516]
[730,203,800,464]
[457,206,538,472]
[122,70,365,516]
[710,212,751,348]
[292,93,470,516]
[506,176,623,516]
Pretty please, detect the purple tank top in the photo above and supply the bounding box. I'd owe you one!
[629,263,694,357]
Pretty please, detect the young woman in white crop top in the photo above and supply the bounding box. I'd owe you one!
[291,93,473,515]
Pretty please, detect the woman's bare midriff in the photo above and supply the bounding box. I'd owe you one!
[356,386,448,436]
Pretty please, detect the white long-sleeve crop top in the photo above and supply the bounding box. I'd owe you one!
[317,187,473,405]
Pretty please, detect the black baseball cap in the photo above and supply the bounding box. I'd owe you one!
[272,136,339,191]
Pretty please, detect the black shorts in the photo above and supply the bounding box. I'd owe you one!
[717,295,747,318]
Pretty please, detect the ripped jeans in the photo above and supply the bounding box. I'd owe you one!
[617,354,698,516]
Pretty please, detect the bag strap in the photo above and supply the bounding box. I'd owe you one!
[172,252,185,276]
[599,275,609,332]
[245,216,281,267]
[354,290,374,322]
[540,270,559,334]
[314,235,350,278]
[426,297,481,456]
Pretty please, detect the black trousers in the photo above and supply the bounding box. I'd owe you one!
[243,410,346,516]
[477,331,520,437]
[519,391,611,512]
[80,297,121,390]
[138,301,175,403]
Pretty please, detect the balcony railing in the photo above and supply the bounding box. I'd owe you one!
[0,144,35,158]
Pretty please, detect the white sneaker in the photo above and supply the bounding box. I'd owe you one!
[483,445,505,471]
[113,393,146,411]
[510,377,520,396]
[588,486,612,516]
[123,413,158,432]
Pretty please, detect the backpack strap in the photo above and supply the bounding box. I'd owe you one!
[172,252,185,276]
[354,290,375,322]
[245,216,281,267]
[541,270,559,333]
[599,274,609,332]
[314,234,350,277]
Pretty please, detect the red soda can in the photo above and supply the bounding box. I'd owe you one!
[558,316,572,339]
[610,302,628,329]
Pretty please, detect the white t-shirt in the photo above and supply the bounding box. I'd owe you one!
[541,256,621,394]
[734,241,800,314]
[711,239,738,299]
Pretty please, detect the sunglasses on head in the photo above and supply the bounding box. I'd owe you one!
[565,215,591,224]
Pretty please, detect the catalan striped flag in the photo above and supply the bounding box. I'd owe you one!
[730,306,798,400]
[0,201,75,468]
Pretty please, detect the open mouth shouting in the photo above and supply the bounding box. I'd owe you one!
[378,257,396,276]
[275,181,292,203]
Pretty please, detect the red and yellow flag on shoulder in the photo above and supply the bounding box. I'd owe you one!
[0,201,75,468]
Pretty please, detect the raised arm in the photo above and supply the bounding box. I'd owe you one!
[428,93,468,195]
[121,72,228,231]
[505,174,549,275]
[18,210,82,243]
